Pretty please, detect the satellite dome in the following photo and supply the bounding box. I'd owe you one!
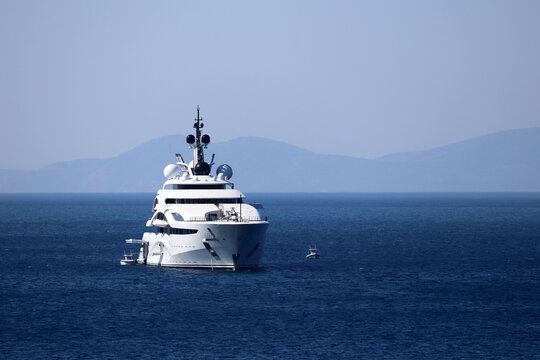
[193,161,211,175]
[201,134,211,144]
[163,164,181,179]
[186,134,195,144]
[216,164,233,180]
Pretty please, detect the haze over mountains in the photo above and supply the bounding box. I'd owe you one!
[1,128,539,192]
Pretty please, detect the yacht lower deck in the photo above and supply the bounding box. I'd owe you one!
[139,221,268,269]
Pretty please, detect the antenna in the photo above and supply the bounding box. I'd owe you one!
[194,105,203,146]
[188,105,212,176]
[175,153,184,163]
[193,105,204,162]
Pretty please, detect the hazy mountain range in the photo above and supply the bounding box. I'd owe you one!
[1,128,539,192]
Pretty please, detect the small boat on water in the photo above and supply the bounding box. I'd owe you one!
[306,245,319,259]
[120,251,137,265]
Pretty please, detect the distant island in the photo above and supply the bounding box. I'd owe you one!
[1,128,539,192]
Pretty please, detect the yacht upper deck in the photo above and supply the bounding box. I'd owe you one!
[162,175,233,190]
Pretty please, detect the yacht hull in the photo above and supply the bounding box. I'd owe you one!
[142,221,268,269]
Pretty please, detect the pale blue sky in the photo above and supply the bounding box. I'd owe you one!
[1,0,539,170]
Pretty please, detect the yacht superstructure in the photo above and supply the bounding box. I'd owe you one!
[126,106,268,270]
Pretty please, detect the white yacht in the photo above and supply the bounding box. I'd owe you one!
[126,106,269,270]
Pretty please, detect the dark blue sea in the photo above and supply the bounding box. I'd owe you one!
[1,193,539,359]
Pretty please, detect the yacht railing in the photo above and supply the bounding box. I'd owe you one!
[186,216,268,222]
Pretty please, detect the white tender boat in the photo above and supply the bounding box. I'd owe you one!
[125,106,269,270]
[306,245,319,259]
[120,251,136,265]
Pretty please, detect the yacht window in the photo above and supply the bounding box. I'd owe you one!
[169,228,198,235]
[171,213,184,221]
[156,212,165,220]
[153,226,197,235]
[173,184,226,189]
[164,198,243,204]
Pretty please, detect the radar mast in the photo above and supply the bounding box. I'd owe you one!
[194,105,203,163]
[187,105,211,175]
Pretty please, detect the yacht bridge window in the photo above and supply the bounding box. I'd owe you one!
[165,198,242,204]
[174,184,226,190]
